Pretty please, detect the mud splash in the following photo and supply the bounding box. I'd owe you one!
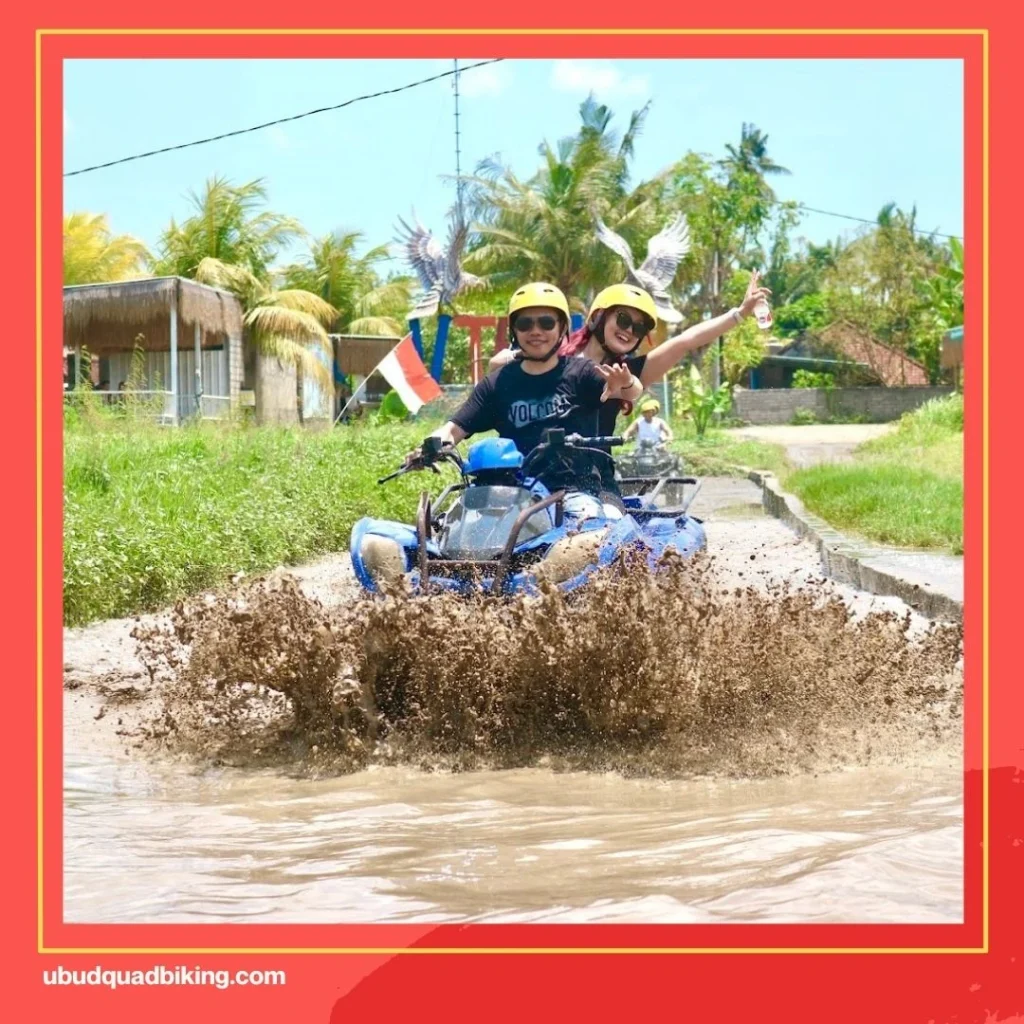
[131,552,963,778]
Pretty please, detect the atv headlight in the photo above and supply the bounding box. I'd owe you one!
[536,527,611,584]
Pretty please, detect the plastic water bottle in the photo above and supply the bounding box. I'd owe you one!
[753,297,773,330]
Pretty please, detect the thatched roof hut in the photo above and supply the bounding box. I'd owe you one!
[332,334,402,377]
[63,277,243,354]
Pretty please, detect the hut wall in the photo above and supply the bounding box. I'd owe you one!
[255,356,299,425]
[106,348,231,418]
[229,333,243,407]
[301,348,333,421]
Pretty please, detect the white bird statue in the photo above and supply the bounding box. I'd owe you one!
[594,213,691,324]
[394,213,482,320]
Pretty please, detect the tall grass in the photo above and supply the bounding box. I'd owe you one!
[64,416,446,625]
[785,393,964,554]
[856,392,964,480]
[785,464,962,552]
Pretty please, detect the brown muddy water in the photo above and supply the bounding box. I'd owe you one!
[64,508,964,924]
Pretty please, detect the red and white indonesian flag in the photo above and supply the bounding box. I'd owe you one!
[376,334,442,414]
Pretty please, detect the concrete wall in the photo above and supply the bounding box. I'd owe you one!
[731,386,955,425]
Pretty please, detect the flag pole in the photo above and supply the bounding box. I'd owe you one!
[334,376,370,425]
[333,335,406,425]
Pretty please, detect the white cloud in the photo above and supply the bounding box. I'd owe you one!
[550,59,650,99]
[267,125,290,149]
[458,63,506,98]
[432,58,507,98]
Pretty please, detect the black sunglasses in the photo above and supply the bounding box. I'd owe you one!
[514,314,560,333]
[614,309,650,338]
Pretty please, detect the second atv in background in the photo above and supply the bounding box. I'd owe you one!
[616,398,686,507]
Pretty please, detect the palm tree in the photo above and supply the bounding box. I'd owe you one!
[461,94,665,306]
[194,258,337,389]
[151,176,337,388]
[151,176,302,280]
[722,123,791,180]
[63,212,150,285]
[281,231,414,336]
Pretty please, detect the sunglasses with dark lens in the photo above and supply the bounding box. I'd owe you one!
[614,309,649,338]
[514,314,559,333]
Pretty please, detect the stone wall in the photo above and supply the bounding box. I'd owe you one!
[731,386,955,425]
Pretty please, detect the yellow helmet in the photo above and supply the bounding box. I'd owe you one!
[640,399,660,414]
[588,283,658,331]
[508,282,570,322]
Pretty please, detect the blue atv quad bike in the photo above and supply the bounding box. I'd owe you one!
[350,428,706,597]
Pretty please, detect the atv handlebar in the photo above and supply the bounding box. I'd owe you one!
[566,434,625,448]
[381,431,621,485]
[378,437,463,485]
[520,429,623,477]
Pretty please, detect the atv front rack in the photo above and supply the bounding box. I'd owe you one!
[414,490,566,593]
[617,475,702,514]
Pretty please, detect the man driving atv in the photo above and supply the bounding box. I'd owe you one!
[406,282,643,519]
[622,399,673,448]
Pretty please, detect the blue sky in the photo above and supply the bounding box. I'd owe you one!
[63,58,963,271]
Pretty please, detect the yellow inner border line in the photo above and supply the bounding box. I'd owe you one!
[39,27,991,35]
[35,26,44,955]
[40,947,988,955]
[39,27,987,36]
[37,25,983,958]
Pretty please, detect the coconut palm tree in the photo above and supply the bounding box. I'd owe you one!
[151,176,302,280]
[151,176,339,388]
[194,258,337,389]
[722,123,791,180]
[461,94,666,307]
[63,212,150,285]
[280,230,414,335]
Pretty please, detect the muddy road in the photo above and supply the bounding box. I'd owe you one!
[63,482,964,924]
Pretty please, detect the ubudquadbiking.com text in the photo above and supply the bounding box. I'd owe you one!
[43,965,286,990]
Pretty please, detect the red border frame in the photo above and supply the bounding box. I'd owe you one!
[9,4,1021,1020]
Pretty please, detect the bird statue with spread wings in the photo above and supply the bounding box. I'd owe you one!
[594,213,691,324]
[394,213,483,320]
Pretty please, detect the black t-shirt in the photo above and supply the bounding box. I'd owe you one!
[451,357,608,491]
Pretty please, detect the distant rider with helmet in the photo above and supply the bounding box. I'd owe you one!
[623,398,673,449]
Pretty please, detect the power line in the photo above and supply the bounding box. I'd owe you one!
[366,194,961,262]
[786,200,962,242]
[64,59,505,177]
[375,195,961,253]
[67,53,959,246]
[328,193,963,272]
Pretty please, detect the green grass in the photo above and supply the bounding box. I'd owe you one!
[784,393,964,554]
[856,392,963,480]
[783,464,962,552]
[64,415,447,626]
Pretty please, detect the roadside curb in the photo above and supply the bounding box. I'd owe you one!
[744,469,963,623]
